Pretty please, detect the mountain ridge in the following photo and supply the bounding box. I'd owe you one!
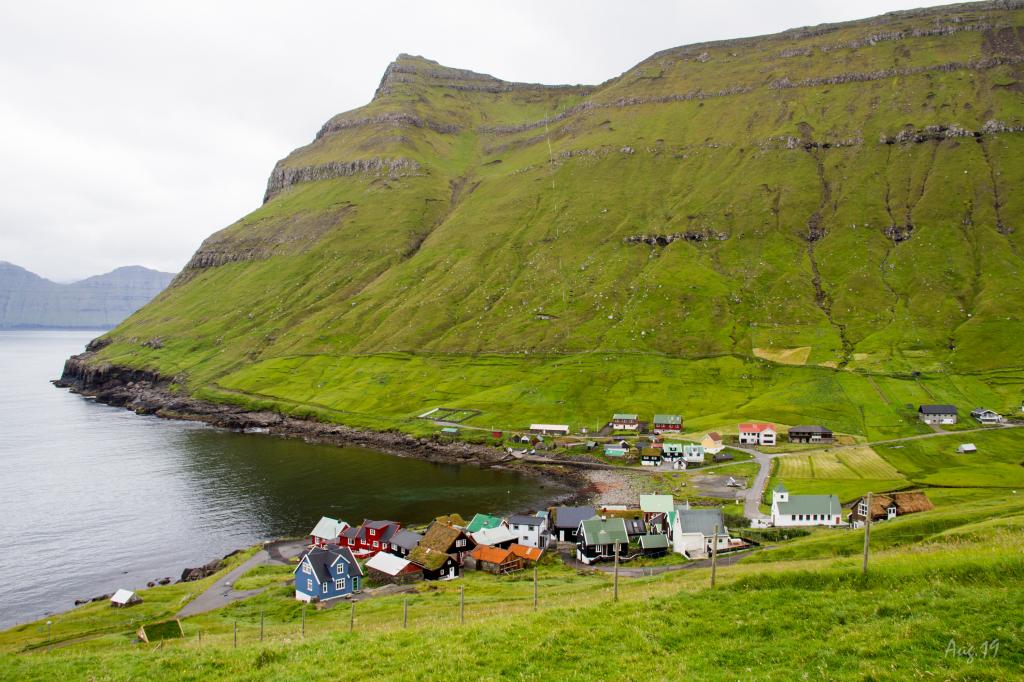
[69,1,1024,437]
[0,262,174,329]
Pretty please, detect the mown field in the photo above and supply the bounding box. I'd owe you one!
[2,491,1022,680]
[769,427,1024,504]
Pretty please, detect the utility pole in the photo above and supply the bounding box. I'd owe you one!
[403,598,408,628]
[613,543,620,602]
[711,525,719,588]
[862,491,873,575]
[460,585,465,623]
[533,565,539,611]
[233,621,237,648]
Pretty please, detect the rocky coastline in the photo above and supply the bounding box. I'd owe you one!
[54,351,592,500]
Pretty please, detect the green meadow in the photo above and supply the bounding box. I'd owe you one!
[2,491,1022,680]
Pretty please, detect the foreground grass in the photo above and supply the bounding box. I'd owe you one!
[2,535,1021,681]
[3,491,1023,680]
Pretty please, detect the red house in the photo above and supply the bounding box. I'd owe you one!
[340,519,401,557]
[652,414,682,432]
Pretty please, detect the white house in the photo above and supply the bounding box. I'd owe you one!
[681,444,705,465]
[530,424,569,436]
[738,422,776,446]
[309,516,350,547]
[770,484,842,527]
[671,507,731,559]
[918,405,957,425]
[507,514,548,549]
[970,408,1002,425]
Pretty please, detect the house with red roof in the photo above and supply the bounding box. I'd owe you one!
[738,422,776,446]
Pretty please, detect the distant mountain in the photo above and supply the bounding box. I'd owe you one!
[0,262,174,329]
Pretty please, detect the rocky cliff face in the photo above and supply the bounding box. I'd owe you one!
[0,262,174,329]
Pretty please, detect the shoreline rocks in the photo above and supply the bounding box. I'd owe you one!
[54,353,588,494]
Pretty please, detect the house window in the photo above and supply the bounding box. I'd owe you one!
[302,564,311,575]
[306,579,313,592]
[336,578,346,590]
[456,539,466,548]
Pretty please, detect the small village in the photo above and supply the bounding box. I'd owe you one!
[282,403,1003,605]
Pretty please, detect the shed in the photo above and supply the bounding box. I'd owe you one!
[639,534,670,556]
[365,551,423,585]
[469,545,522,574]
[110,589,142,608]
[441,427,460,435]
[508,543,544,563]
[957,443,977,454]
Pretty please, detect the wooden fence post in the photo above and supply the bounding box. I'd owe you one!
[301,604,305,638]
[233,621,237,648]
[350,601,355,633]
[711,525,719,588]
[533,565,538,611]
[862,492,873,575]
[403,598,408,628]
[460,585,465,623]
[260,610,264,642]
[613,543,620,602]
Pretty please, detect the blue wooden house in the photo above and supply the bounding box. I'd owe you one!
[294,546,364,602]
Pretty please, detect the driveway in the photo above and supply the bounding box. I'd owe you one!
[176,539,307,618]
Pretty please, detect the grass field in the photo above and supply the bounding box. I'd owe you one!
[2,492,1022,680]
[767,424,1024,504]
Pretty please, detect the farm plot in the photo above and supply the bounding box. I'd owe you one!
[779,447,903,481]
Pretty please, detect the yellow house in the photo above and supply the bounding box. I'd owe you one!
[701,432,724,454]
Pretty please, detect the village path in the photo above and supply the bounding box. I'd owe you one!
[176,539,306,618]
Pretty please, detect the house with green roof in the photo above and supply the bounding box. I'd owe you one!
[639,533,670,557]
[611,413,640,431]
[575,517,629,565]
[639,494,674,517]
[466,513,504,533]
[652,414,682,433]
[770,485,843,527]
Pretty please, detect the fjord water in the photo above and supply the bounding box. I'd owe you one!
[0,331,558,628]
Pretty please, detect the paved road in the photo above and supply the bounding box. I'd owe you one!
[176,539,306,618]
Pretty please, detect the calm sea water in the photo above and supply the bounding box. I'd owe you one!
[0,331,560,628]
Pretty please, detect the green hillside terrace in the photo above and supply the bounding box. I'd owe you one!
[78,1,1024,436]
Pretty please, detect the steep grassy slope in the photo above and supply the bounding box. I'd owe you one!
[85,2,1024,435]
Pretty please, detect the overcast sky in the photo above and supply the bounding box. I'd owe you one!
[0,0,955,281]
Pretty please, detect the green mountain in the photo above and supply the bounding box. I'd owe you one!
[0,262,173,329]
[77,2,1024,438]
